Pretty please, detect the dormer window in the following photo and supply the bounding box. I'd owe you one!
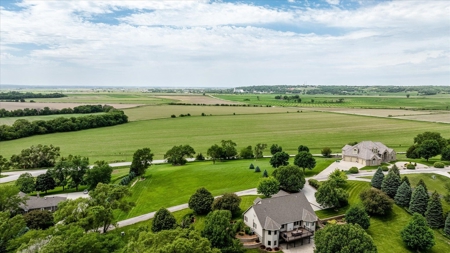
[353,148,358,154]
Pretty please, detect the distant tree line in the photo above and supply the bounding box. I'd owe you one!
[0,91,66,101]
[0,104,114,118]
[0,110,128,141]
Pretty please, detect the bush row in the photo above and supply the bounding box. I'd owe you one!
[0,104,114,118]
[0,91,66,100]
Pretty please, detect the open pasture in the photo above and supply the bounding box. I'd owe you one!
[123,104,300,121]
[215,94,450,110]
[0,113,105,126]
[1,111,449,163]
[29,93,173,105]
[155,95,242,105]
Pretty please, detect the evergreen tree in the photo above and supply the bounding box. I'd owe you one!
[391,164,400,176]
[249,163,254,169]
[152,208,177,232]
[371,167,384,190]
[425,191,445,228]
[345,204,370,229]
[445,213,450,236]
[394,181,412,208]
[401,176,410,186]
[381,168,401,198]
[262,169,268,178]
[401,213,435,251]
[409,185,429,216]
[417,179,428,194]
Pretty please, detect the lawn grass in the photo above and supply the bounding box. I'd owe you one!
[0,113,105,126]
[29,185,89,197]
[315,180,371,219]
[215,94,450,110]
[1,111,448,163]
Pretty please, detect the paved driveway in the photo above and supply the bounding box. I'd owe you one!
[280,239,315,253]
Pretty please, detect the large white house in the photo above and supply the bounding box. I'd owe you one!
[242,191,317,249]
[342,141,396,166]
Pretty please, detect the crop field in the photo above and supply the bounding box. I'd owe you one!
[215,94,450,110]
[123,105,301,121]
[1,111,449,162]
[0,101,141,110]
[0,113,106,126]
[29,93,174,105]
[155,95,242,105]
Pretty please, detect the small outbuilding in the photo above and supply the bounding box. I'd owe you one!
[341,141,396,166]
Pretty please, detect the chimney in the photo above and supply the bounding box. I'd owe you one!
[37,192,40,198]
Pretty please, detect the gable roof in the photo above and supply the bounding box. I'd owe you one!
[249,191,317,230]
[19,193,67,211]
[342,141,395,160]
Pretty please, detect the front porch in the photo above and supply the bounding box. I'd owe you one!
[281,227,314,249]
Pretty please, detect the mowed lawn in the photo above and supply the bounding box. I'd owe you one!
[116,159,278,220]
[1,111,449,162]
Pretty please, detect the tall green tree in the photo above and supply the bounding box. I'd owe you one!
[345,204,370,229]
[269,151,290,168]
[315,179,349,208]
[381,168,401,198]
[371,167,384,189]
[297,145,309,153]
[239,145,254,159]
[0,212,27,252]
[314,224,377,253]
[394,181,412,208]
[401,175,410,186]
[212,193,241,216]
[84,160,113,190]
[253,143,267,159]
[130,148,154,176]
[188,187,214,215]
[425,191,445,229]
[293,151,316,172]
[360,188,393,215]
[417,139,441,161]
[65,155,89,191]
[35,171,56,193]
[390,164,400,177]
[445,213,450,236]
[50,157,69,190]
[0,185,27,213]
[441,145,450,161]
[123,228,220,253]
[270,144,282,155]
[164,145,196,165]
[207,144,223,164]
[0,155,9,177]
[414,131,447,150]
[401,213,435,251]
[221,140,238,159]
[409,185,429,216]
[328,169,348,187]
[202,210,244,253]
[152,207,177,233]
[417,179,429,194]
[257,177,280,198]
[15,172,35,193]
[321,147,332,157]
[272,165,305,192]
[23,210,54,230]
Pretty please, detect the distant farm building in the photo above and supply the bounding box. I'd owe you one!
[341,141,396,166]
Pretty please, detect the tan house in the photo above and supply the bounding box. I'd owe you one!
[342,141,396,166]
[242,191,317,249]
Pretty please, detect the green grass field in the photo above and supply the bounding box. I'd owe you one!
[0,113,105,126]
[1,111,449,163]
[215,94,450,110]
[30,93,175,105]
[116,157,332,220]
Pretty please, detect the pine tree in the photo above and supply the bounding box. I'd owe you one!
[262,169,268,178]
[444,213,450,236]
[401,213,435,251]
[394,181,412,208]
[409,185,429,216]
[391,164,400,177]
[401,176,410,186]
[371,167,384,190]
[425,191,444,228]
[381,168,401,198]
[249,164,254,169]
[417,179,428,194]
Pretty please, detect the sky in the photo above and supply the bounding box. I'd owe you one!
[0,0,449,87]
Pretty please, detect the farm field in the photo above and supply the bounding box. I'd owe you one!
[155,95,242,105]
[0,113,106,126]
[29,93,173,105]
[123,104,301,121]
[0,101,141,110]
[215,94,450,110]
[1,111,449,162]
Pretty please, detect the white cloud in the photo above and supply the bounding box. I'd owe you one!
[0,0,449,86]
[325,0,340,5]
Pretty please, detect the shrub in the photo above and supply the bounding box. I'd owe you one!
[260,245,266,250]
[255,166,261,172]
[434,162,445,168]
[249,163,255,169]
[381,166,389,171]
[189,187,214,215]
[308,179,320,189]
[349,167,359,174]
[245,226,251,235]
[262,169,268,177]
[401,213,435,251]
[406,163,416,169]
[195,153,205,161]
[120,176,130,185]
[345,204,370,229]
[274,247,280,251]
[360,188,393,215]
[266,247,272,251]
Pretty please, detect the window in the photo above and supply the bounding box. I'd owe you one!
[244,216,248,222]
[268,241,271,246]
[253,222,257,229]
[274,231,277,235]
[281,224,284,229]
[274,240,277,246]
[268,231,271,235]
[294,221,298,226]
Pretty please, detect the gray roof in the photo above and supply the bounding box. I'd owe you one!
[342,141,394,160]
[19,193,67,211]
[250,191,317,230]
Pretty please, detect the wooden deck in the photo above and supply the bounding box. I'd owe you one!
[281,228,314,249]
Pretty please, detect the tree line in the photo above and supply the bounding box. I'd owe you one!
[0,91,66,101]
[0,110,128,141]
[0,104,115,118]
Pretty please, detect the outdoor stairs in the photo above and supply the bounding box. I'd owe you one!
[238,235,261,249]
